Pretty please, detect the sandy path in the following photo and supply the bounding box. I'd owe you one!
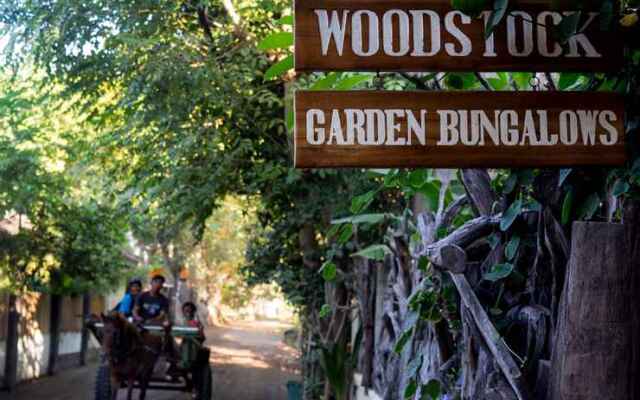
[4,319,300,400]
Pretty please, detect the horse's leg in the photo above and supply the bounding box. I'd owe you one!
[126,374,135,400]
[137,375,149,400]
[110,375,119,400]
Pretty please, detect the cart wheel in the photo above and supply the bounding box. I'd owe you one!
[95,364,112,400]
[196,364,213,400]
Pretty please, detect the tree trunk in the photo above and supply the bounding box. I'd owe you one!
[48,294,62,376]
[3,294,19,391]
[355,259,376,388]
[79,293,91,366]
[549,220,640,400]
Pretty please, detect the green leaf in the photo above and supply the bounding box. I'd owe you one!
[418,256,431,271]
[404,379,418,399]
[62,274,73,289]
[445,73,477,90]
[612,179,630,197]
[332,213,391,225]
[337,224,353,244]
[311,72,342,90]
[409,169,428,189]
[335,74,371,90]
[451,0,489,18]
[484,0,509,39]
[263,55,293,81]
[578,193,600,220]
[558,168,572,187]
[421,379,442,400]
[445,73,465,89]
[394,328,413,354]
[286,109,294,133]
[511,72,533,90]
[505,235,520,261]
[558,73,583,90]
[351,244,392,261]
[326,223,341,239]
[350,190,376,213]
[500,199,522,231]
[321,261,337,281]
[484,263,514,282]
[257,32,293,50]
[319,304,331,318]
[275,15,293,26]
[561,189,574,225]
[517,169,535,187]
[487,72,509,90]
[420,182,441,211]
[503,172,518,194]
[554,12,581,44]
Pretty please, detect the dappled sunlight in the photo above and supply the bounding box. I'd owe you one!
[16,292,48,381]
[209,345,271,369]
[206,319,301,379]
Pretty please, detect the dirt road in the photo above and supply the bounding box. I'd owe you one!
[4,320,300,400]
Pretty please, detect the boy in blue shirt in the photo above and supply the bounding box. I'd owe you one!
[115,278,143,318]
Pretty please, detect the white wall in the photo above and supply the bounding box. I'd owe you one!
[17,330,49,381]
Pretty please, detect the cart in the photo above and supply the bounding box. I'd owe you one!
[88,322,213,400]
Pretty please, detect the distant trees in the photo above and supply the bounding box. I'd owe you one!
[0,72,128,294]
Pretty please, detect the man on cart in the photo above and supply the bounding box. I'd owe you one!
[133,273,170,325]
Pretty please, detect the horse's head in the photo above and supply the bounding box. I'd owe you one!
[100,311,132,364]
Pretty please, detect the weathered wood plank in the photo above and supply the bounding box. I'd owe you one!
[295,0,623,72]
[294,91,625,169]
[461,169,495,216]
[451,272,532,400]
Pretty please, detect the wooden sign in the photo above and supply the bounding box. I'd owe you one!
[294,0,623,72]
[294,91,625,168]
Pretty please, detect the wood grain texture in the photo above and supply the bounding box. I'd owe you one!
[549,221,637,400]
[294,90,625,168]
[295,0,623,72]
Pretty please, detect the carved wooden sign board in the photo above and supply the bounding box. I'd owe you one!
[292,0,625,168]
[294,0,623,72]
[294,91,625,168]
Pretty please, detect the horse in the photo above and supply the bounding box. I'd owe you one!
[100,312,164,400]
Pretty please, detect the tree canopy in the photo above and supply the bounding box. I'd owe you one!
[2,0,640,397]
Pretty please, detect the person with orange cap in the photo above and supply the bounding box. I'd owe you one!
[133,274,170,324]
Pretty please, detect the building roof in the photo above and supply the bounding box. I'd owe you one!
[0,213,32,236]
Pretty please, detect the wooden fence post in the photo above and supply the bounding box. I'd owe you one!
[549,219,640,400]
[79,293,90,366]
[47,294,62,376]
[3,294,19,391]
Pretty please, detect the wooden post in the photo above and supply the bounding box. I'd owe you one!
[47,294,62,376]
[549,220,640,400]
[3,294,19,391]
[79,293,90,366]
[623,200,640,399]
[354,259,375,388]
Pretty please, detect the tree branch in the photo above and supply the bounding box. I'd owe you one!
[197,6,215,43]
